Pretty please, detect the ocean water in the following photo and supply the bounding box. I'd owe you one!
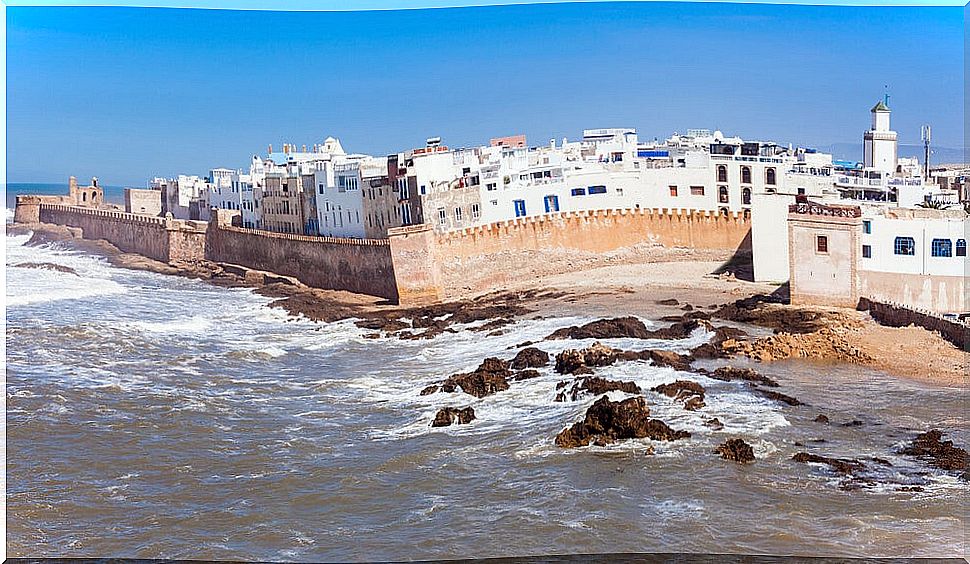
[5,225,968,560]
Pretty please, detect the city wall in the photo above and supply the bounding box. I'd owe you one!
[858,297,969,351]
[207,212,400,302]
[425,208,752,296]
[34,203,207,263]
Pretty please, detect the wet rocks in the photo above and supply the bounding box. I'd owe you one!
[12,261,79,276]
[555,376,642,402]
[419,385,439,396]
[715,438,755,463]
[754,388,802,406]
[431,406,476,427]
[792,452,865,475]
[511,369,541,381]
[547,316,651,340]
[706,366,779,387]
[704,418,725,431]
[656,298,679,306]
[899,430,969,475]
[555,396,690,448]
[440,358,511,398]
[639,349,694,372]
[510,347,550,369]
[814,414,830,424]
[555,342,619,374]
[651,380,706,411]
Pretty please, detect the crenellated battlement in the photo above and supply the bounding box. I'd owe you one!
[218,224,390,247]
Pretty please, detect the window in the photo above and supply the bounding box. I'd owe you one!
[401,203,412,225]
[420,185,427,196]
[742,188,751,205]
[437,208,446,225]
[863,220,871,234]
[513,200,527,217]
[471,203,481,220]
[765,167,777,185]
[741,166,752,184]
[931,238,952,257]
[669,185,678,197]
[544,195,560,213]
[797,187,806,196]
[862,245,871,258]
[816,235,828,253]
[894,237,916,256]
[571,188,586,196]
[588,185,607,194]
[716,165,727,183]
[957,239,967,257]
[690,185,705,196]
[718,186,729,203]
[486,183,497,191]
[455,207,463,222]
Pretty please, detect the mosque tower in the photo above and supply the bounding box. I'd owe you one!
[863,97,898,174]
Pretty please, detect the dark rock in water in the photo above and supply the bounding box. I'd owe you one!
[661,311,713,322]
[715,438,755,463]
[842,420,864,427]
[431,406,476,427]
[355,317,409,332]
[689,343,721,359]
[419,385,439,396]
[555,380,569,390]
[900,429,969,474]
[656,298,680,306]
[792,452,865,475]
[680,304,694,311]
[755,388,802,406]
[555,376,642,402]
[547,316,651,340]
[440,357,512,398]
[652,380,706,411]
[12,261,79,276]
[793,442,805,447]
[554,342,619,374]
[510,347,550,369]
[896,486,924,492]
[555,396,690,448]
[704,418,724,431]
[707,366,779,387]
[646,319,713,340]
[870,457,893,466]
[814,414,830,424]
[640,349,694,372]
[712,326,748,345]
[363,333,381,340]
[512,369,541,381]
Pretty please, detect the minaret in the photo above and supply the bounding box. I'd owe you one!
[863,97,898,174]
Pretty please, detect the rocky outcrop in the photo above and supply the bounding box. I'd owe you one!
[792,452,865,475]
[554,342,619,374]
[431,406,476,427]
[512,369,541,381]
[651,380,706,411]
[814,414,830,424]
[510,347,550,369]
[655,298,679,306]
[639,349,694,372]
[754,388,802,406]
[12,261,79,276]
[547,317,652,340]
[723,327,874,365]
[715,438,755,463]
[704,418,724,431]
[555,396,690,448]
[419,385,439,396]
[555,376,642,402]
[440,358,512,398]
[900,430,968,476]
[705,366,779,387]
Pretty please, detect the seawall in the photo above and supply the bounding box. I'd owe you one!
[206,222,400,302]
[35,203,207,263]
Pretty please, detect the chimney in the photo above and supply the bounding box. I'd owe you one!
[302,144,307,152]
[268,144,273,154]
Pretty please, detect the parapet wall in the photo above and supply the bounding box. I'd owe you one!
[36,204,206,263]
[858,297,969,351]
[428,208,752,296]
[435,208,751,258]
[206,223,400,301]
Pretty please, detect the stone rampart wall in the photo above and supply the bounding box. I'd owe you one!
[206,224,399,301]
[858,297,969,351]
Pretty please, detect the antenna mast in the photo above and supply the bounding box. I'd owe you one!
[921,125,932,180]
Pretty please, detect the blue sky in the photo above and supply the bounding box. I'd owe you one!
[6,2,965,186]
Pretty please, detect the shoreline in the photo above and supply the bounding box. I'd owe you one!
[8,221,967,388]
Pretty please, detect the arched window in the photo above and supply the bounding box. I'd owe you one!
[718,207,729,216]
[765,168,776,185]
[741,166,752,184]
[957,239,967,257]
[717,165,727,183]
[718,186,729,203]
[742,188,751,205]
[82,192,87,202]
